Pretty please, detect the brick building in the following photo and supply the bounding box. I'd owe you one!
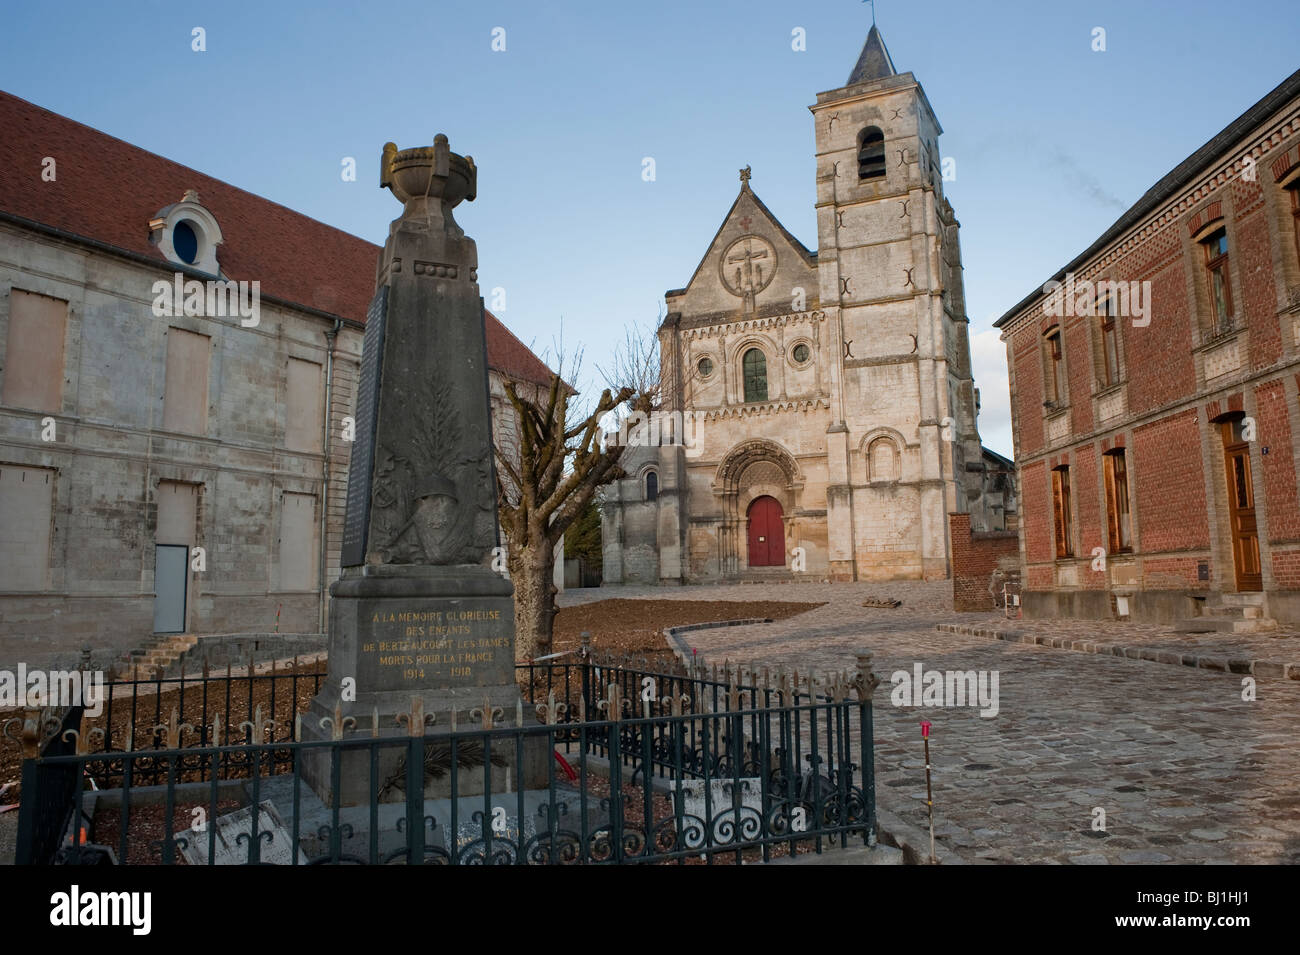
[0,91,556,669]
[996,69,1300,629]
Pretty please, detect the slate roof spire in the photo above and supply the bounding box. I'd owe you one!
[847,24,897,85]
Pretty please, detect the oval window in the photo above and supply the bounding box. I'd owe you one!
[698,357,714,378]
[792,343,810,363]
[172,220,199,264]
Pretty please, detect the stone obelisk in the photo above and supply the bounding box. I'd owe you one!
[303,136,530,805]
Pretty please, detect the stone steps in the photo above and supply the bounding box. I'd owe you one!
[119,634,200,678]
[1174,593,1278,634]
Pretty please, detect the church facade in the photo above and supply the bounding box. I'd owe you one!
[602,27,1012,585]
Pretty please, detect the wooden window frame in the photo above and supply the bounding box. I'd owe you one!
[1098,296,1120,389]
[1052,466,1074,559]
[1202,227,1233,334]
[1103,449,1133,554]
[1290,182,1300,266]
[1044,327,1064,407]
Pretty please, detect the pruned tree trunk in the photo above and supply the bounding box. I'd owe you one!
[508,543,556,661]
[495,368,646,662]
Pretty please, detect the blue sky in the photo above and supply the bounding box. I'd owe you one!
[2,0,1296,456]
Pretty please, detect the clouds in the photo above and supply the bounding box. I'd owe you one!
[1048,146,1129,212]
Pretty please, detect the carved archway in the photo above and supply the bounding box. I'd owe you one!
[714,440,801,575]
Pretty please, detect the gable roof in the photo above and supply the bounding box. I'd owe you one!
[667,180,816,297]
[0,89,556,387]
[994,66,1300,330]
[847,24,897,86]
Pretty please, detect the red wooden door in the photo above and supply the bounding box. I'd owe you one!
[747,496,785,567]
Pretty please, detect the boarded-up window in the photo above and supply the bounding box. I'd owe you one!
[156,481,199,545]
[2,289,68,412]
[162,328,210,434]
[280,492,318,590]
[284,358,323,453]
[0,465,55,591]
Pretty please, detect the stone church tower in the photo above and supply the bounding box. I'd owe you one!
[602,26,1008,585]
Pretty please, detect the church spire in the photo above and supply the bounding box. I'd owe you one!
[846,24,896,85]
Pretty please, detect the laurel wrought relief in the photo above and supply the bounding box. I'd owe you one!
[370,379,493,565]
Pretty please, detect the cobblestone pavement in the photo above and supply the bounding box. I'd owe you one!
[559,581,1300,864]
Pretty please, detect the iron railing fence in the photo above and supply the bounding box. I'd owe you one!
[12,656,881,866]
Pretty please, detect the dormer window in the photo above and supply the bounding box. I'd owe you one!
[150,189,223,275]
[172,220,199,264]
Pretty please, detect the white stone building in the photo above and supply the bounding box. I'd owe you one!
[602,27,1013,585]
[0,91,557,669]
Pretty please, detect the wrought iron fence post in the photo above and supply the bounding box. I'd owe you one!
[606,683,624,864]
[854,652,880,847]
[13,751,39,865]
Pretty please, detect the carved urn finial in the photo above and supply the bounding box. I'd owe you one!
[380,135,477,222]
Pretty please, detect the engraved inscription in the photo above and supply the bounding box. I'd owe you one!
[357,604,511,687]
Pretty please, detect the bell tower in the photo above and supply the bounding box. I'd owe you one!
[811,25,982,580]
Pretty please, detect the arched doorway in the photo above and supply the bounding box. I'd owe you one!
[747,496,785,567]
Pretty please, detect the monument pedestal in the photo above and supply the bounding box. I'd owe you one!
[302,565,548,807]
[301,135,548,809]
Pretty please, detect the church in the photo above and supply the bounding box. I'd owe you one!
[602,25,1014,585]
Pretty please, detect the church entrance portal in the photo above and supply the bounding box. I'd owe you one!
[747,496,785,567]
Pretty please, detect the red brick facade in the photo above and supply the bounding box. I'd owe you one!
[949,512,1020,611]
[996,71,1300,625]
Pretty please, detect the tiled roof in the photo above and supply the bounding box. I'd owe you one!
[0,89,556,386]
[847,25,897,86]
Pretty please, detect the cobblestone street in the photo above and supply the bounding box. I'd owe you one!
[559,581,1300,864]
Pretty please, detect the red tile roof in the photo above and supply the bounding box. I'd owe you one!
[0,90,556,387]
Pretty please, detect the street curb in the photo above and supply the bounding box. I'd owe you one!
[664,619,772,671]
[874,799,968,865]
[935,623,1300,680]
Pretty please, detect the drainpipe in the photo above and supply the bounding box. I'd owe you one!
[319,319,342,633]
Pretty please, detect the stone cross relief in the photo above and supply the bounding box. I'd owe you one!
[728,241,768,295]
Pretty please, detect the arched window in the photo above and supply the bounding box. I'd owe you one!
[742,348,768,402]
[868,437,898,481]
[858,127,886,180]
[645,470,658,502]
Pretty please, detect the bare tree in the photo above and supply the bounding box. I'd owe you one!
[494,332,656,661]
